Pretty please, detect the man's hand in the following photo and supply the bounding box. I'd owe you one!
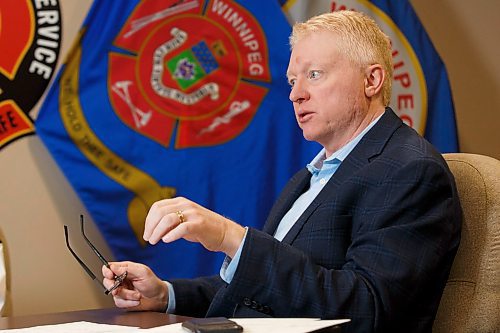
[102,261,168,312]
[142,197,246,258]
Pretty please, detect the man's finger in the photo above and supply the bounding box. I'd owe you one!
[113,297,140,309]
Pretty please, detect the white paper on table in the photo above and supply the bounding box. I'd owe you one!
[0,321,139,333]
[143,318,351,333]
[0,318,350,333]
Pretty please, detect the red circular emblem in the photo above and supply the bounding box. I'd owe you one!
[108,0,271,148]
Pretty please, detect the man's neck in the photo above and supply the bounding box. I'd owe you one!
[324,106,386,158]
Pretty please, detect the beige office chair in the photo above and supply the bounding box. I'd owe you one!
[433,153,500,332]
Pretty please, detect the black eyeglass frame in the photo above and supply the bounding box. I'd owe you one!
[64,215,127,295]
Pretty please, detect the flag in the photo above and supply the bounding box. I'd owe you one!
[283,0,459,153]
[0,0,61,150]
[36,0,318,279]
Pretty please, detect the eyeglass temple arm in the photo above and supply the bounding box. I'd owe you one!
[64,225,97,280]
[65,224,124,295]
[79,215,110,268]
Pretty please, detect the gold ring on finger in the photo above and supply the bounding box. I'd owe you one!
[176,210,186,224]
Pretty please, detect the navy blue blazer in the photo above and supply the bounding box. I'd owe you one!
[172,108,462,332]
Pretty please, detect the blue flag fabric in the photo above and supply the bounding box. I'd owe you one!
[283,0,459,153]
[36,0,318,279]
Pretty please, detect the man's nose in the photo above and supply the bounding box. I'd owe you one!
[289,80,309,104]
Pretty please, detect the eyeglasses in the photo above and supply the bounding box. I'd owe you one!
[64,215,127,295]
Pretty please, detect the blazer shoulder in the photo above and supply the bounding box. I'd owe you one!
[368,108,445,163]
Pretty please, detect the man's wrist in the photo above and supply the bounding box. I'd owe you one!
[220,227,248,284]
[222,222,246,258]
[163,280,176,313]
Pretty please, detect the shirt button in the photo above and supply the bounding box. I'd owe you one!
[243,298,252,306]
[319,178,327,185]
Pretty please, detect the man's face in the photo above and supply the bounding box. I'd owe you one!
[287,31,368,154]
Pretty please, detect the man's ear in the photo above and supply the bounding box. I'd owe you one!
[364,64,385,98]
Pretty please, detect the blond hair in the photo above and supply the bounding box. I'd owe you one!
[290,11,393,106]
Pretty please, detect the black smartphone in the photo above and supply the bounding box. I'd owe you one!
[181,317,243,333]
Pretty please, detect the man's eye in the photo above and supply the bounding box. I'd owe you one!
[308,70,321,79]
[288,79,296,87]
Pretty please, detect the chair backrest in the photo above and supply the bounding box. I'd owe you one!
[433,153,500,332]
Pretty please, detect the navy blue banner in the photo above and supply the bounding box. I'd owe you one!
[36,0,318,279]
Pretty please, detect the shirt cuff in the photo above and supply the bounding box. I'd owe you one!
[164,280,176,313]
[219,227,248,284]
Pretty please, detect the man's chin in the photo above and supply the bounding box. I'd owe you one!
[301,131,317,142]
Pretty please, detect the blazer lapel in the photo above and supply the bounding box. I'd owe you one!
[282,108,403,244]
[262,168,312,235]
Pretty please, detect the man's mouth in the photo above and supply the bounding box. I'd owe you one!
[297,111,314,123]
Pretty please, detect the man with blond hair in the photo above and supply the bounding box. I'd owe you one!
[104,11,461,332]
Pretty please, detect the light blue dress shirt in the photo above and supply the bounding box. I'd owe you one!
[166,114,383,312]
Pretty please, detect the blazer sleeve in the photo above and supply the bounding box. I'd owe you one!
[170,275,225,317]
[219,157,462,332]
